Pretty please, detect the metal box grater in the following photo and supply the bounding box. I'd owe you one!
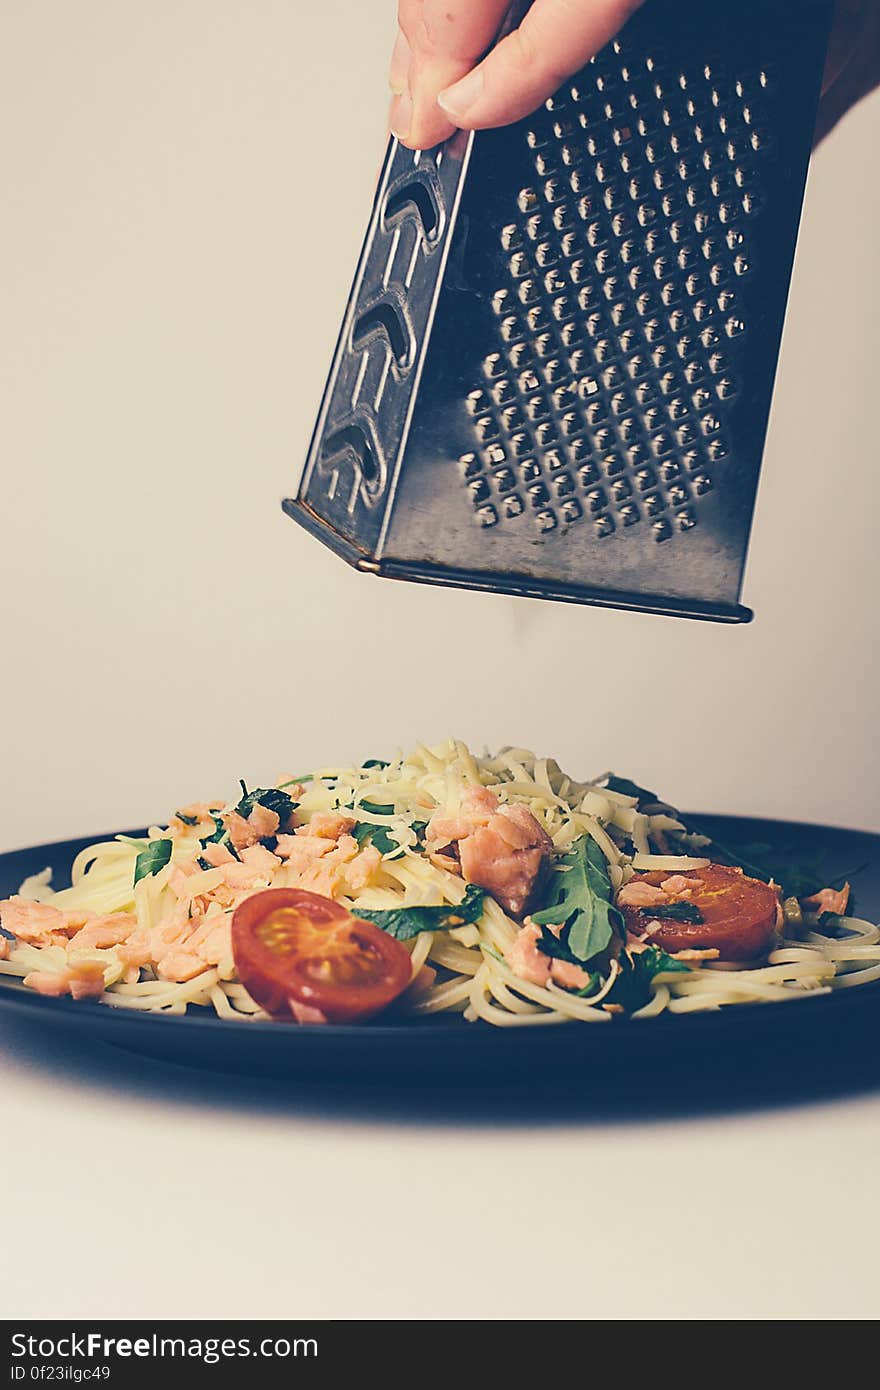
[284,0,831,622]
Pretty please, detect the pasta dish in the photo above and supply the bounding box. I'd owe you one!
[1,740,876,1026]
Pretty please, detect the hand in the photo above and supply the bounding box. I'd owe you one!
[388,0,880,151]
[388,0,644,150]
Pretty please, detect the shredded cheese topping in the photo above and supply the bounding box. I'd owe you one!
[1,738,878,1024]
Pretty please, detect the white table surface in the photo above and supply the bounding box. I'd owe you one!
[2,3,879,1321]
[3,1008,880,1320]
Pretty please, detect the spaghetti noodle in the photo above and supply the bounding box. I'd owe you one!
[1,739,876,1024]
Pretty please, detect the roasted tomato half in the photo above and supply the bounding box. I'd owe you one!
[231,888,412,1024]
[618,864,781,961]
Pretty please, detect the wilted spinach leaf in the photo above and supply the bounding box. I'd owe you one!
[348,799,403,856]
[352,822,399,855]
[234,782,298,828]
[536,921,583,965]
[354,885,485,940]
[638,901,704,924]
[606,946,690,1013]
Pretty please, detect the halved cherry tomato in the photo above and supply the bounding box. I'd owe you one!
[231,887,412,1023]
[618,864,781,961]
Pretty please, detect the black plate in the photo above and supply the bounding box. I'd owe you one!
[1,815,878,1082]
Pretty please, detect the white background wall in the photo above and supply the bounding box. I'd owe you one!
[2,0,878,851]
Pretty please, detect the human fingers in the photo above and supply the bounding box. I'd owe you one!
[436,0,644,131]
[390,0,513,149]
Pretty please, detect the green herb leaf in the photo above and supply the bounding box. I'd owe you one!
[353,812,429,857]
[199,816,239,859]
[201,816,226,845]
[535,924,604,999]
[532,835,624,964]
[353,885,485,941]
[362,759,389,770]
[368,828,400,856]
[352,822,400,856]
[175,812,200,827]
[576,972,603,997]
[638,900,704,924]
[535,922,584,965]
[348,799,402,856]
[606,946,691,1013]
[234,783,298,828]
[133,839,172,886]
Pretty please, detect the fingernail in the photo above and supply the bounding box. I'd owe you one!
[437,67,484,121]
[388,28,411,96]
[390,86,413,143]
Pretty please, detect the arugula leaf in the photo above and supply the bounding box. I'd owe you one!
[638,901,704,924]
[175,811,200,827]
[532,835,624,964]
[234,782,298,828]
[535,916,688,1008]
[354,885,485,940]
[133,838,172,886]
[606,946,690,1014]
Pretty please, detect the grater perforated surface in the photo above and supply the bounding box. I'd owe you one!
[286,0,831,621]
[459,39,772,545]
